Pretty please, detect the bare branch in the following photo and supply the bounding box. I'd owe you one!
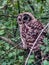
[0,36,26,59]
[0,36,23,49]
[25,22,49,65]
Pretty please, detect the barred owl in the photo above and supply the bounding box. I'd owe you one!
[17,12,47,65]
[17,12,46,50]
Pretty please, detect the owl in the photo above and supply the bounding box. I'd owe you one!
[17,12,47,65]
[17,12,46,51]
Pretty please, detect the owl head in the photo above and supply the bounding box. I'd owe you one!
[17,12,36,25]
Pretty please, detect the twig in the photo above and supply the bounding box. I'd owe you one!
[0,36,22,49]
[25,22,49,65]
[0,36,25,59]
[0,45,18,59]
[0,43,23,59]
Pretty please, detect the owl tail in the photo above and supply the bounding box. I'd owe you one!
[34,49,42,65]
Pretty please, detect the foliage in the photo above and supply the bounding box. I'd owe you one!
[0,0,49,65]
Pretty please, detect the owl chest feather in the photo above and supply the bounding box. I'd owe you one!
[21,24,39,44]
[19,21,45,49]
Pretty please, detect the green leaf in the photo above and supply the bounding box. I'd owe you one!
[44,47,49,53]
[0,30,5,35]
[18,56,24,60]
[37,0,41,3]
[40,45,45,51]
[28,59,34,64]
[8,53,13,58]
[2,0,7,6]
[43,38,48,45]
[42,60,49,65]
[12,52,16,55]
[5,43,9,50]
[1,51,5,54]
[2,62,6,65]
[30,55,34,59]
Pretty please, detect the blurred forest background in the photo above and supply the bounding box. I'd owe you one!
[0,0,49,65]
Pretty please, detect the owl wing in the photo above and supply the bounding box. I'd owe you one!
[26,20,47,50]
[31,20,47,35]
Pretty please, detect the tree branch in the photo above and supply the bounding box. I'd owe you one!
[0,36,23,49]
[0,36,26,59]
[25,22,49,65]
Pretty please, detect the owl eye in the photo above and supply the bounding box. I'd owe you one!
[17,15,22,21]
[23,16,29,21]
[23,14,32,21]
[18,18,21,21]
[23,14,29,21]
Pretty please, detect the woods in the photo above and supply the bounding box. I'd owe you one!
[0,0,49,65]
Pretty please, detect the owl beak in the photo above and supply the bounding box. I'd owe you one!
[18,21,23,24]
[23,20,25,23]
